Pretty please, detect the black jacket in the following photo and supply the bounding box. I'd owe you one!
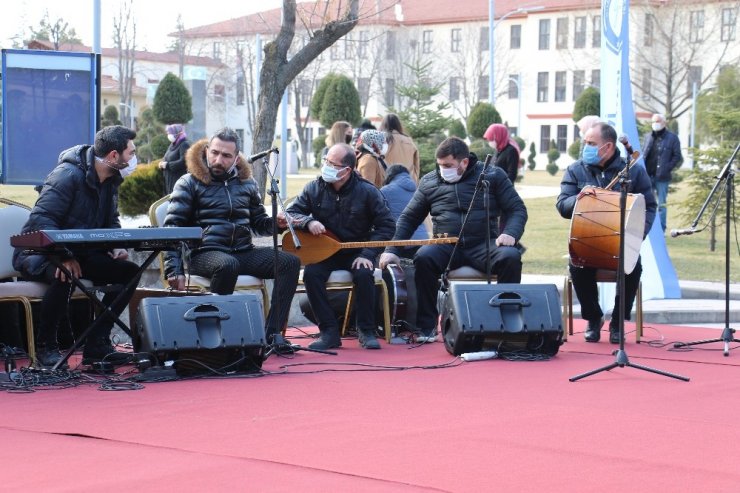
[388,154,528,254]
[556,150,657,237]
[162,138,191,194]
[13,145,124,276]
[495,143,519,184]
[642,128,682,181]
[286,171,395,261]
[163,139,276,278]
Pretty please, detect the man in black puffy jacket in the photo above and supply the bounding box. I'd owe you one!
[13,125,140,368]
[379,137,528,343]
[287,144,395,350]
[556,122,657,344]
[164,128,300,342]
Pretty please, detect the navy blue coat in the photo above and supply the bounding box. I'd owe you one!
[380,171,428,241]
[642,129,682,181]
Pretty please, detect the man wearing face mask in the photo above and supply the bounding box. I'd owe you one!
[286,144,395,350]
[556,122,657,344]
[379,137,527,343]
[13,125,140,368]
[163,128,301,343]
[642,113,683,232]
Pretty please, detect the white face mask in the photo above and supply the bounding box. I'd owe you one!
[652,122,665,132]
[167,134,176,143]
[489,140,497,150]
[439,166,461,183]
[381,143,389,156]
[120,155,138,178]
[321,163,346,183]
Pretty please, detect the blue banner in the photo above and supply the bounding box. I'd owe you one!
[600,0,680,299]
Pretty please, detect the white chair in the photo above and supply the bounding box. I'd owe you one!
[148,195,270,318]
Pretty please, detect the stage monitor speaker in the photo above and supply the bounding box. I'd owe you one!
[135,294,266,375]
[440,283,563,356]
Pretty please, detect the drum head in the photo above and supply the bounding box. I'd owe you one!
[623,193,645,274]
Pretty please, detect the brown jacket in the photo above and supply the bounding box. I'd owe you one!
[356,152,385,188]
[384,131,420,183]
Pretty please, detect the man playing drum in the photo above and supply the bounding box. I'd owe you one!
[556,122,656,344]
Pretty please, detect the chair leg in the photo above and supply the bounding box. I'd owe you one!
[260,284,270,321]
[341,287,354,337]
[18,298,36,365]
[567,277,574,337]
[378,280,392,343]
[636,281,643,343]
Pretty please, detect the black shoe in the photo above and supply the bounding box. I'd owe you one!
[358,330,381,350]
[308,329,341,350]
[609,323,621,344]
[584,318,604,342]
[268,333,294,355]
[35,346,68,369]
[82,341,130,365]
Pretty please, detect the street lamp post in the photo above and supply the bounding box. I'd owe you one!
[119,102,135,128]
[508,74,522,137]
[489,3,544,106]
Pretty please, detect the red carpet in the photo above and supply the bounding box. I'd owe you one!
[2,322,740,492]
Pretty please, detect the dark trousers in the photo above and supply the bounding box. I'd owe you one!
[570,259,642,325]
[190,248,300,335]
[414,242,522,332]
[24,253,140,348]
[302,251,376,333]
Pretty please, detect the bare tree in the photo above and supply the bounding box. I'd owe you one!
[112,0,137,128]
[290,52,325,168]
[252,0,361,198]
[631,1,738,122]
[27,11,82,49]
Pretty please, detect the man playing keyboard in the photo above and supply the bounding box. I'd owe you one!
[13,125,140,368]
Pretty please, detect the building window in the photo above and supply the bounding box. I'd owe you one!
[591,69,600,89]
[480,26,489,51]
[574,16,586,48]
[384,78,395,107]
[592,15,601,48]
[537,72,549,102]
[555,71,566,102]
[345,33,354,58]
[386,31,396,59]
[358,31,369,58]
[556,18,568,49]
[557,125,568,152]
[449,77,461,101]
[358,77,370,102]
[540,126,551,154]
[510,25,521,49]
[572,70,585,101]
[508,74,519,99]
[539,19,551,50]
[642,68,652,100]
[644,14,654,46]
[212,42,222,61]
[450,28,462,52]
[330,43,340,60]
[509,126,518,137]
[690,10,705,43]
[478,75,489,101]
[721,8,737,42]
[214,84,225,102]
[422,30,433,53]
[687,66,702,96]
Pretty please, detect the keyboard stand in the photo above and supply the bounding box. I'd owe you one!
[51,250,161,370]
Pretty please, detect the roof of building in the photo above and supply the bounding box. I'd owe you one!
[25,39,223,67]
[100,74,146,95]
[174,0,603,39]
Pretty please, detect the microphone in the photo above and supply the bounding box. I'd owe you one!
[670,228,696,238]
[618,134,634,156]
[247,147,278,164]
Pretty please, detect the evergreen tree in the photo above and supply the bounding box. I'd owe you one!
[448,119,467,139]
[573,87,600,123]
[528,142,537,170]
[466,102,501,139]
[394,60,451,140]
[134,108,165,163]
[101,105,122,127]
[152,73,193,125]
[697,66,740,145]
[310,74,340,121]
[318,76,361,128]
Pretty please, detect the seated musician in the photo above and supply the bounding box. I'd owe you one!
[556,122,656,344]
[379,137,528,343]
[163,128,300,343]
[286,143,395,350]
[12,126,140,368]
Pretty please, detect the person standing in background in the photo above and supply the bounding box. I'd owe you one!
[355,129,387,188]
[321,121,353,159]
[381,113,420,183]
[642,113,683,232]
[483,123,520,184]
[159,124,191,195]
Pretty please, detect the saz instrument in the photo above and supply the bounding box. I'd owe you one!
[282,230,457,265]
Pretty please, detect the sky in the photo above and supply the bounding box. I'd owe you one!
[0,0,283,52]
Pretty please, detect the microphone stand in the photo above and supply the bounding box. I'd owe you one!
[570,155,689,382]
[260,151,336,358]
[674,142,740,356]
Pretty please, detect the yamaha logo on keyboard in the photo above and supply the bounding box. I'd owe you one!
[53,233,86,240]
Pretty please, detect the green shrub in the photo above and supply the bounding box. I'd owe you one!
[448,119,467,139]
[150,134,170,160]
[153,73,193,124]
[312,134,327,166]
[466,102,501,139]
[568,139,581,160]
[527,142,537,170]
[468,138,492,161]
[546,162,560,175]
[119,162,165,216]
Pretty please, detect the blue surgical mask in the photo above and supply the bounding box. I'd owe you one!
[582,144,601,165]
[321,164,346,183]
